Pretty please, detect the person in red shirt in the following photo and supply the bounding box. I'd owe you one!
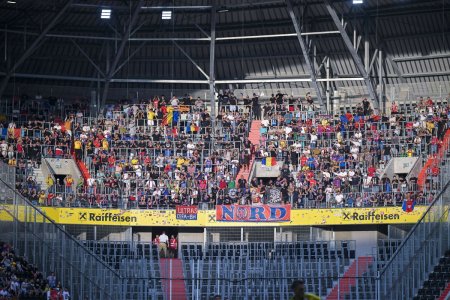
[153,235,160,246]
[367,165,376,177]
[169,235,178,258]
[431,164,440,190]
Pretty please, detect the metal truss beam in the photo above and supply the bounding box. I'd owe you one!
[2,71,370,84]
[101,0,143,107]
[286,0,324,109]
[111,41,148,77]
[324,0,379,110]
[0,0,73,99]
[173,41,209,80]
[70,39,105,78]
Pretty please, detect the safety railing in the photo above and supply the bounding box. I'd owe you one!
[0,162,151,300]
[377,158,450,299]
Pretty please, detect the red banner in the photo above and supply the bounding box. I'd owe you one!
[216,205,291,222]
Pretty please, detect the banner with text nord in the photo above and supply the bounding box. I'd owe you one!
[216,205,291,222]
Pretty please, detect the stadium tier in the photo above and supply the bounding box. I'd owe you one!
[1,1,450,299]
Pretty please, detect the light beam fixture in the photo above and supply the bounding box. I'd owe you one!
[162,11,172,20]
[353,0,363,4]
[101,8,111,19]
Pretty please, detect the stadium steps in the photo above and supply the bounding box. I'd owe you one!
[235,120,262,181]
[326,256,373,300]
[32,166,48,191]
[438,282,450,300]
[418,129,450,190]
[160,258,187,300]
[414,251,450,300]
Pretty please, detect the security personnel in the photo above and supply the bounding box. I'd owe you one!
[290,280,320,300]
[153,235,160,246]
[169,235,178,258]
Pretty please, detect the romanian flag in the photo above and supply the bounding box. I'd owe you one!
[402,199,415,213]
[262,157,277,166]
[173,111,180,124]
[162,106,174,126]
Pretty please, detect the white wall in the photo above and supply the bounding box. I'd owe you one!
[335,231,378,257]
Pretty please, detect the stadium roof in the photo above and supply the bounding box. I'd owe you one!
[0,0,448,101]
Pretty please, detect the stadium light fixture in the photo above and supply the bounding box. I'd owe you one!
[162,11,172,20]
[7,0,17,4]
[353,0,363,4]
[101,8,111,19]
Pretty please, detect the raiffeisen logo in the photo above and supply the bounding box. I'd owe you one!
[342,211,400,221]
[79,212,137,223]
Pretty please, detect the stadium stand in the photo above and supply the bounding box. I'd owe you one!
[2,93,448,211]
[0,1,449,299]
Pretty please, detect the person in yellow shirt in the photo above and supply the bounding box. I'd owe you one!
[46,174,55,193]
[290,280,321,300]
[38,191,46,206]
[147,109,155,126]
[102,138,109,151]
[74,138,82,160]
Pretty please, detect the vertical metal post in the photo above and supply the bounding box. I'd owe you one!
[101,0,143,107]
[364,21,370,72]
[326,57,331,114]
[240,227,244,242]
[169,259,173,300]
[378,50,383,114]
[209,7,216,137]
[203,228,207,255]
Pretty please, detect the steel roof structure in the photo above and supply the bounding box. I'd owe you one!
[0,0,448,110]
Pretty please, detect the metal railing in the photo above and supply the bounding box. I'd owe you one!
[377,158,450,299]
[0,162,150,300]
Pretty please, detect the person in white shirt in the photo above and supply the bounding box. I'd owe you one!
[159,231,169,257]
[335,193,344,207]
[62,288,71,300]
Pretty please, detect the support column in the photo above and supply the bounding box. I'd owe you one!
[364,20,370,72]
[326,57,331,114]
[209,7,216,135]
[101,0,143,107]
[324,0,379,110]
[0,0,73,99]
[379,50,384,114]
[286,0,324,110]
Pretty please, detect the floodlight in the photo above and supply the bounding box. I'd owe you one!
[101,9,111,19]
[353,0,363,4]
[162,11,172,20]
[7,0,17,3]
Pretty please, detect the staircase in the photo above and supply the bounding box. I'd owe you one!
[160,258,187,300]
[414,251,450,300]
[438,283,450,300]
[32,166,48,191]
[327,257,374,300]
[236,120,262,181]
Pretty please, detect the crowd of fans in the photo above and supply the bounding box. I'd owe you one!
[0,241,69,299]
[250,94,449,208]
[1,91,449,209]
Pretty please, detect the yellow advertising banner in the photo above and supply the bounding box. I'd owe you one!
[32,206,428,227]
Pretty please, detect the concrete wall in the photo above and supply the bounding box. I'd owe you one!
[254,161,283,178]
[380,157,419,179]
[334,231,378,257]
[45,158,83,186]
